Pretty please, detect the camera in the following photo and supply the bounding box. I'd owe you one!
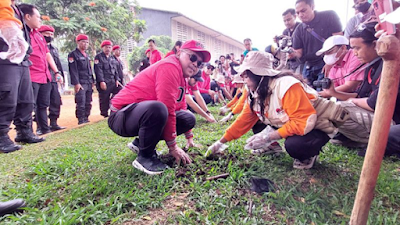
[275,35,294,54]
[313,78,332,89]
[226,54,231,60]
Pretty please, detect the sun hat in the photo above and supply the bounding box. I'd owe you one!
[235,51,280,76]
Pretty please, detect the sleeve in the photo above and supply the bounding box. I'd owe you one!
[0,1,22,28]
[227,88,241,108]
[344,16,358,38]
[366,89,378,110]
[155,64,182,144]
[54,48,64,78]
[68,52,80,85]
[94,54,104,83]
[329,11,343,34]
[277,83,317,138]
[292,26,303,50]
[231,89,247,114]
[223,101,259,141]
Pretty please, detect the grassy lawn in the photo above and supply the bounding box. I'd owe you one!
[1,107,399,224]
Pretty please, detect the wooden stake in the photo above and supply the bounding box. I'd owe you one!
[205,173,229,181]
[350,34,400,224]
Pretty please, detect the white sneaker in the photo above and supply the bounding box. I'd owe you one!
[293,155,318,169]
[251,142,284,155]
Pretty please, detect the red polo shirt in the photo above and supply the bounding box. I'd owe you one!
[29,29,51,84]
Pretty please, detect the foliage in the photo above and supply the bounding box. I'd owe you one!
[127,35,173,74]
[26,0,146,57]
[1,107,399,224]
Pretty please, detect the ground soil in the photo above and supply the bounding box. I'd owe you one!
[9,93,105,140]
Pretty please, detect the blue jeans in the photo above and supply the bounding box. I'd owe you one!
[302,61,325,91]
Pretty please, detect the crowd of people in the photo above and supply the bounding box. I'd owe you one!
[0,0,400,216]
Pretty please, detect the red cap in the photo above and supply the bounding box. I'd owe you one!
[38,25,55,33]
[101,40,113,47]
[76,34,88,42]
[181,40,211,63]
[112,45,120,51]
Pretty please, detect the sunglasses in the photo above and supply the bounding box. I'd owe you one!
[182,50,203,67]
[207,67,214,71]
[356,23,376,33]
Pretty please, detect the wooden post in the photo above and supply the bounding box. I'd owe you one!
[350,33,400,224]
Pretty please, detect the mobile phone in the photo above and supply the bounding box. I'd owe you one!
[373,0,396,34]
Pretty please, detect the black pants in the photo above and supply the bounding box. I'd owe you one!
[252,122,329,160]
[108,101,196,157]
[32,82,51,132]
[200,93,213,105]
[0,65,34,131]
[75,83,93,120]
[285,129,330,161]
[48,82,62,122]
[97,81,122,117]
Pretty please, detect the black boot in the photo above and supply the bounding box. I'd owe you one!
[0,129,21,153]
[50,120,66,131]
[15,127,45,143]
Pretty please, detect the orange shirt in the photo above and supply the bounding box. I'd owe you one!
[223,83,316,141]
[0,0,22,28]
[232,88,248,115]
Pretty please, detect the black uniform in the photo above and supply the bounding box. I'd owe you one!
[47,44,64,128]
[94,52,122,117]
[68,48,94,124]
[0,4,43,152]
[113,55,124,85]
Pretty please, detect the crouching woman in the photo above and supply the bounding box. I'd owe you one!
[208,51,330,169]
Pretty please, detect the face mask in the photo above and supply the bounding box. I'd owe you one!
[356,2,371,13]
[44,36,53,43]
[323,52,340,65]
[249,77,264,99]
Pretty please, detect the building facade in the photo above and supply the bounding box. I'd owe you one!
[137,7,244,62]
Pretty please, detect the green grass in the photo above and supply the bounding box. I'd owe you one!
[1,106,399,224]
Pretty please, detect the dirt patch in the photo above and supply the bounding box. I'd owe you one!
[122,192,194,225]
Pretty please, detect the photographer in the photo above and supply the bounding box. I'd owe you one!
[290,0,342,90]
[316,35,364,98]
[280,8,301,71]
[228,53,240,75]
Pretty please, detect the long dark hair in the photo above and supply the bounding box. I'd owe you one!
[247,70,304,120]
[172,41,182,54]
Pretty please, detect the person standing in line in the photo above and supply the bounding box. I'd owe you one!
[38,25,65,131]
[94,40,122,118]
[19,3,62,136]
[68,34,94,125]
[111,45,126,85]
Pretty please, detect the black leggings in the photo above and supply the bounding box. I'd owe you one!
[108,101,195,157]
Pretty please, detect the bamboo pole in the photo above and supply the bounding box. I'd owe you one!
[350,34,400,224]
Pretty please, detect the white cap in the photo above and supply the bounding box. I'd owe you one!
[316,35,349,56]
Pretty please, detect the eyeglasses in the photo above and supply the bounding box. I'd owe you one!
[207,67,214,71]
[182,50,203,67]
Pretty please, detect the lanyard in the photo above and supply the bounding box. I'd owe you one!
[367,67,380,85]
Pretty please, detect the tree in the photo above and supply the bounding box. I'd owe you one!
[127,35,173,74]
[27,0,146,57]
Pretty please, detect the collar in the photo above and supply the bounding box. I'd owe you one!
[302,10,319,28]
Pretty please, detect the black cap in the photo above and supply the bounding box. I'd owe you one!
[192,70,204,82]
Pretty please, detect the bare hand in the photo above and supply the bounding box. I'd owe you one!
[56,74,64,84]
[169,145,192,165]
[74,84,83,93]
[206,114,217,123]
[322,64,333,77]
[185,137,203,149]
[100,82,107,91]
[116,81,123,87]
